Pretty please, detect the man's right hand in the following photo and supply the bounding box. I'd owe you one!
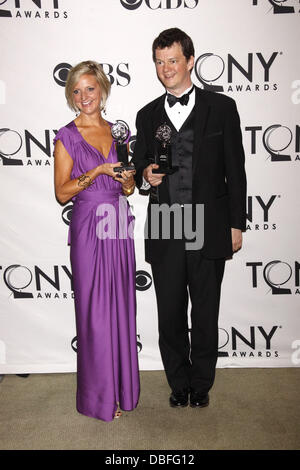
[143,164,166,186]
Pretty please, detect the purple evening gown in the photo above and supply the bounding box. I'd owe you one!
[54,121,140,422]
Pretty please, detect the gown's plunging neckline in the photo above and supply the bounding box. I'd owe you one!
[72,120,113,160]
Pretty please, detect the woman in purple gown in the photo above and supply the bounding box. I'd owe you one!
[54,61,139,421]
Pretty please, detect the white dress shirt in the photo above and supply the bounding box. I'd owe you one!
[165,84,195,132]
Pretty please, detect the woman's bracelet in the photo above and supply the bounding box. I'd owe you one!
[78,174,94,189]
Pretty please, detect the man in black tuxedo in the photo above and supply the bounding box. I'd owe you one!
[132,28,246,408]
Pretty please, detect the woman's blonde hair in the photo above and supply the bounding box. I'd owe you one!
[65,60,111,112]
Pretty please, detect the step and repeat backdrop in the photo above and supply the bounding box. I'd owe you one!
[0,0,299,373]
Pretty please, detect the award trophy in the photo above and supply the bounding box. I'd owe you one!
[152,124,178,174]
[111,120,135,172]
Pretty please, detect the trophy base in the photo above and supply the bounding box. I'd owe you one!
[152,166,179,175]
[113,164,135,172]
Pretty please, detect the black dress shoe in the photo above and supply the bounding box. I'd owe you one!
[169,390,189,408]
[190,391,209,408]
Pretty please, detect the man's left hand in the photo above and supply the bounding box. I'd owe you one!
[231,228,242,252]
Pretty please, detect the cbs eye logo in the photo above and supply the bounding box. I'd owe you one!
[71,334,143,353]
[53,63,71,87]
[136,270,152,291]
[61,204,73,226]
[120,0,198,9]
[71,336,77,352]
[120,0,143,8]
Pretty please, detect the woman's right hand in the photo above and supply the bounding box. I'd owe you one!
[98,162,122,178]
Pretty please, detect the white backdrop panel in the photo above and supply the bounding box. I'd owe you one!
[0,0,299,373]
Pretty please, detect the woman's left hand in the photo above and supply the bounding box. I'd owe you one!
[114,169,136,190]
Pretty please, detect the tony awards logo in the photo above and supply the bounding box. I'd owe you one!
[111,120,135,172]
[0,128,23,165]
[252,0,296,14]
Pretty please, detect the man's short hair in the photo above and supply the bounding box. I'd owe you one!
[152,28,195,62]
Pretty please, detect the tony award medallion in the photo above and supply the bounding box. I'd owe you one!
[152,124,178,174]
[111,120,135,172]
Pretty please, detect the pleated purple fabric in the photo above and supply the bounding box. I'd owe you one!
[54,121,140,421]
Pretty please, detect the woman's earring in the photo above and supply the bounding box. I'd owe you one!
[100,101,106,115]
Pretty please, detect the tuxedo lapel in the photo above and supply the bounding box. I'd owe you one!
[152,94,166,133]
[192,87,210,175]
[149,94,170,204]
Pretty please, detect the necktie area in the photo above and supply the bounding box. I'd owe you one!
[167,86,194,107]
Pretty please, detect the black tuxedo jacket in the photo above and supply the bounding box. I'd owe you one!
[132,86,247,262]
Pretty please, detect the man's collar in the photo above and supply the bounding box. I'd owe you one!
[166,83,194,98]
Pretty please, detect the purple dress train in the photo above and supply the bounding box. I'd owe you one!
[54,121,140,421]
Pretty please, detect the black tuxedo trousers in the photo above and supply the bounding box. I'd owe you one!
[151,239,225,393]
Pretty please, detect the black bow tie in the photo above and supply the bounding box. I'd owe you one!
[166,86,194,107]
